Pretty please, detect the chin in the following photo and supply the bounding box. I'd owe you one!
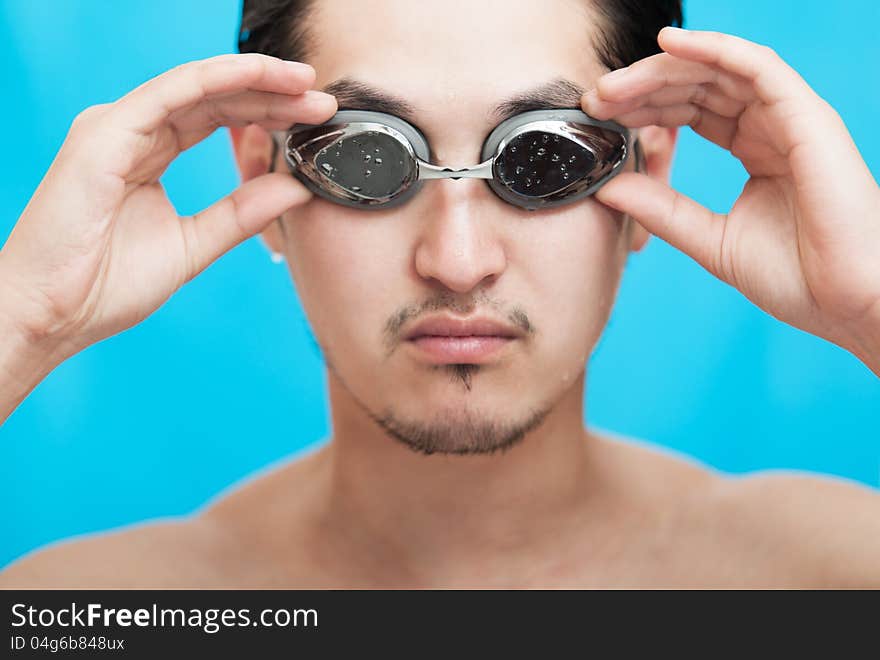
[370,401,553,457]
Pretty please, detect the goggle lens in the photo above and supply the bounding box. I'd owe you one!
[314,131,412,199]
[494,130,598,197]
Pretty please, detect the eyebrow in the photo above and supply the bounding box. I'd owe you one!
[321,76,586,129]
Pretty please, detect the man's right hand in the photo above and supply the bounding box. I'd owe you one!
[0,53,336,422]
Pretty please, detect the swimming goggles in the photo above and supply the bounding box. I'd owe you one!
[272,108,640,211]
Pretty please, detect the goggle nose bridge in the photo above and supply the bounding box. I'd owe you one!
[418,159,495,180]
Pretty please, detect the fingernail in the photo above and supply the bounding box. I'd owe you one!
[286,61,314,76]
[603,66,630,82]
[309,92,338,112]
[581,91,602,114]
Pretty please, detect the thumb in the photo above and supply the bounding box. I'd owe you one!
[595,172,727,279]
[180,172,310,281]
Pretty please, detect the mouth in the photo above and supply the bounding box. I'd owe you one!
[401,313,525,365]
[405,334,517,364]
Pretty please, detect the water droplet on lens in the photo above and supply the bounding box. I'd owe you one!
[352,185,362,192]
[528,156,535,162]
[334,151,341,157]
[510,146,517,152]
[515,165,525,174]
[375,158,383,165]
[321,163,334,174]
[569,155,577,163]
[553,135,561,142]
[535,178,542,184]
[563,172,570,180]
[560,163,567,171]
[363,154,371,162]
[374,147,380,153]
[542,134,549,143]
[537,147,546,156]
[551,154,560,162]
[365,169,372,177]
[525,177,532,188]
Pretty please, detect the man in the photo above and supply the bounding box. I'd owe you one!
[1,0,878,587]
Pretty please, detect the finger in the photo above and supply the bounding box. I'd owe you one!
[118,89,336,184]
[170,89,337,149]
[114,54,318,134]
[62,55,333,181]
[593,53,755,105]
[659,30,879,209]
[614,104,738,150]
[583,82,746,122]
[656,27,813,105]
[595,172,727,280]
[179,173,310,281]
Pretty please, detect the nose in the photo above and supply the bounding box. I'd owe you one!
[413,178,508,293]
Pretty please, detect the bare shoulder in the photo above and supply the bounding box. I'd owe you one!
[0,515,233,589]
[708,469,880,586]
[596,429,880,586]
[0,447,328,589]
[593,428,722,498]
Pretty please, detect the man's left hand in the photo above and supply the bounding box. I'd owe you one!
[582,26,880,374]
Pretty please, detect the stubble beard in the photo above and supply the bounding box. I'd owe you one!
[342,362,556,456]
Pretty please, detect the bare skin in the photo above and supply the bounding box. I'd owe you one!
[1,1,879,588]
[2,425,878,588]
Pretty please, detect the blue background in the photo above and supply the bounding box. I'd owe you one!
[1,1,878,567]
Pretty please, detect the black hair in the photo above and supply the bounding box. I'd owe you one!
[238,0,313,62]
[238,0,684,72]
[590,0,685,71]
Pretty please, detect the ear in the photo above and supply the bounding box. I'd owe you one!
[626,125,678,253]
[228,125,286,255]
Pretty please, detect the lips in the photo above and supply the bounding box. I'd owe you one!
[403,315,523,364]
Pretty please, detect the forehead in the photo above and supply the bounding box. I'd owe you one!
[305,0,605,130]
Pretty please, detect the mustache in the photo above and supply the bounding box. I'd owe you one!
[382,292,535,356]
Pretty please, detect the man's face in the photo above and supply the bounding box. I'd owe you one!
[268,0,652,454]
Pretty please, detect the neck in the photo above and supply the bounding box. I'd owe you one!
[318,366,612,584]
